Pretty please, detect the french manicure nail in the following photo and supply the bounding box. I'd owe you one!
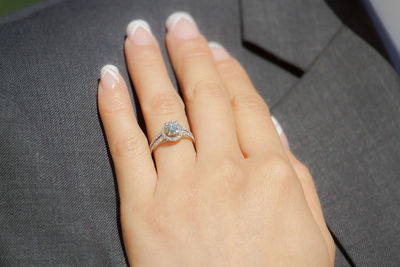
[271,116,283,136]
[126,19,153,45]
[209,41,230,61]
[166,11,199,39]
[100,65,120,89]
[271,116,290,149]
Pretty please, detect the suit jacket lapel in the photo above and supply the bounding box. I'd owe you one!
[271,26,400,266]
[239,0,341,70]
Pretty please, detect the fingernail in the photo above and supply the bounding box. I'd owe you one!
[166,11,199,39]
[209,42,230,61]
[271,116,290,149]
[126,19,153,45]
[100,65,120,89]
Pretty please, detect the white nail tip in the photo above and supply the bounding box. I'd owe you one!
[208,41,224,49]
[126,19,152,37]
[101,64,120,82]
[166,11,196,31]
[271,116,283,136]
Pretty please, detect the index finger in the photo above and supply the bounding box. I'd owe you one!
[98,65,157,212]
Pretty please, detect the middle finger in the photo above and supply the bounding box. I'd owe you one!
[165,12,242,159]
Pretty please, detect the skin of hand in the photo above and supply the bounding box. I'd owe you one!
[97,12,335,266]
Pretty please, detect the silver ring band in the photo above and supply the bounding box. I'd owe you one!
[150,121,195,152]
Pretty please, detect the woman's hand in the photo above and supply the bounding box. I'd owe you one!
[97,12,335,266]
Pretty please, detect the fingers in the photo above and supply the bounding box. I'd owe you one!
[209,43,286,158]
[271,117,335,261]
[165,12,242,158]
[285,148,335,261]
[124,20,196,176]
[209,42,334,259]
[98,65,157,211]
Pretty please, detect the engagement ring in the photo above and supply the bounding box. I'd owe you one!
[149,121,195,152]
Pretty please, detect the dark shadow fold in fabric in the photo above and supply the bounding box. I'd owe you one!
[240,0,341,70]
[240,0,391,73]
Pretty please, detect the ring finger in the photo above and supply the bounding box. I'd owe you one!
[125,20,196,176]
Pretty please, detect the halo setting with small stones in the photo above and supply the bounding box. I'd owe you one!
[150,121,195,152]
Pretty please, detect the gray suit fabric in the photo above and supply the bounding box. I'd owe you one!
[241,0,342,70]
[0,0,398,266]
[272,26,400,266]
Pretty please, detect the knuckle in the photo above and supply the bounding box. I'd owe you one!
[142,207,172,239]
[294,161,312,179]
[100,96,129,115]
[189,80,227,101]
[262,154,296,187]
[144,93,185,116]
[143,198,195,240]
[294,162,317,191]
[232,94,268,112]
[134,48,161,68]
[213,158,243,183]
[268,154,294,177]
[179,41,209,62]
[115,130,147,157]
[217,59,246,81]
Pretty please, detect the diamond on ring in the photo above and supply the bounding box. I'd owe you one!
[164,121,180,137]
[150,121,195,152]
